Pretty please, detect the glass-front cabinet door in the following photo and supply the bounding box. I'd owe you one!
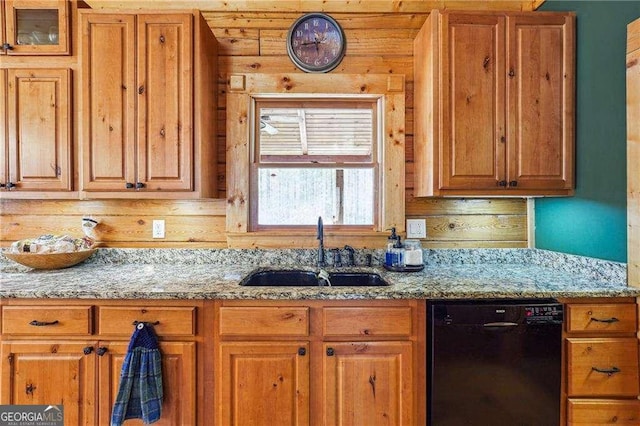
[2,0,69,55]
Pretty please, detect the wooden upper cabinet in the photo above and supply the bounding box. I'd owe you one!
[413,10,575,196]
[1,68,72,194]
[137,14,193,192]
[0,71,6,190]
[439,13,506,190]
[80,10,218,199]
[2,0,70,55]
[507,14,575,192]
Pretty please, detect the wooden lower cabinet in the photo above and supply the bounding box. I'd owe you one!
[219,341,310,426]
[0,300,203,426]
[215,300,426,426]
[323,341,413,425]
[99,341,196,426]
[0,340,97,425]
[561,298,640,426]
[568,399,640,425]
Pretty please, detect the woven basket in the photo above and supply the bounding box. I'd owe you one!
[3,249,97,270]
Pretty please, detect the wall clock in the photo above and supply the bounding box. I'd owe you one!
[286,13,346,73]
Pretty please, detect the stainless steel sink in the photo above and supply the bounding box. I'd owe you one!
[240,270,389,287]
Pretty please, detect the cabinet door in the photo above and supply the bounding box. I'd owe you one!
[507,14,575,190]
[81,13,136,192]
[439,13,506,190]
[0,4,5,54]
[323,341,413,426]
[137,14,193,191]
[4,0,69,55]
[218,341,310,426]
[0,71,6,187]
[0,341,97,425]
[98,341,196,426]
[6,68,71,191]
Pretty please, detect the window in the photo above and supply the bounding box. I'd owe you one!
[252,99,379,228]
[226,73,405,245]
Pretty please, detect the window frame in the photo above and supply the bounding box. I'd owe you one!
[250,97,380,231]
[226,73,405,248]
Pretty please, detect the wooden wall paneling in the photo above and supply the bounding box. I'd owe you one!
[1,214,227,244]
[260,28,415,56]
[83,1,539,13]
[218,56,414,76]
[0,199,226,216]
[205,12,429,30]
[628,17,640,288]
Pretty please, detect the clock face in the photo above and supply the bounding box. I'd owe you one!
[287,13,346,73]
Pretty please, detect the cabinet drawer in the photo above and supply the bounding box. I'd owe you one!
[568,399,640,425]
[98,306,196,336]
[2,306,92,335]
[567,338,639,397]
[566,304,637,333]
[323,307,412,337]
[219,307,309,337]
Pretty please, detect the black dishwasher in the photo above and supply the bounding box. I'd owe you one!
[428,299,563,426]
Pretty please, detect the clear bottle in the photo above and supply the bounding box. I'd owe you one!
[404,239,423,266]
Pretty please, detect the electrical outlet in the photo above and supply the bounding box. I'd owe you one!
[406,219,426,238]
[152,220,165,239]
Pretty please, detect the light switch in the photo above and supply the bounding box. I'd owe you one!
[406,219,426,238]
[152,220,165,239]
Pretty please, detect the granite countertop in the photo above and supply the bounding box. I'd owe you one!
[1,248,638,300]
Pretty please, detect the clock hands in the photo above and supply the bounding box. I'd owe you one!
[300,31,328,52]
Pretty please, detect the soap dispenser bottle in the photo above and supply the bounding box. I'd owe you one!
[392,236,405,268]
[385,228,399,267]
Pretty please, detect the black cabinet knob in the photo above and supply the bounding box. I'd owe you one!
[135,182,145,189]
[326,347,335,356]
[83,346,94,355]
[96,347,108,356]
[125,182,135,189]
[509,180,518,187]
[2,43,14,51]
[498,180,507,187]
[298,347,306,356]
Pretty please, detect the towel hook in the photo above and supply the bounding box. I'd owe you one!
[132,320,160,329]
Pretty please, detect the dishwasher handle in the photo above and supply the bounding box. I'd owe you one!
[483,322,519,327]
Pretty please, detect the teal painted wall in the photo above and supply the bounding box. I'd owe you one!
[535,1,640,262]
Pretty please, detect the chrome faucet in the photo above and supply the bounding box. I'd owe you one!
[317,216,326,267]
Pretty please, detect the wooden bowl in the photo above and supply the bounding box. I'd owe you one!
[3,249,97,270]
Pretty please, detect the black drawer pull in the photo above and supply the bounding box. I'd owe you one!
[29,320,59,327]
[589,316,619,323]
[591,366,620,376]
[132,320,160,326]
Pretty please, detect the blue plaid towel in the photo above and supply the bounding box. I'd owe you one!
[111,322,163,426]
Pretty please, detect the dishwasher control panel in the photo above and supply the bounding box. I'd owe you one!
[524,304,563,324]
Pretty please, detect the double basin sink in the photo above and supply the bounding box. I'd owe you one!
[240,269,389,287]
